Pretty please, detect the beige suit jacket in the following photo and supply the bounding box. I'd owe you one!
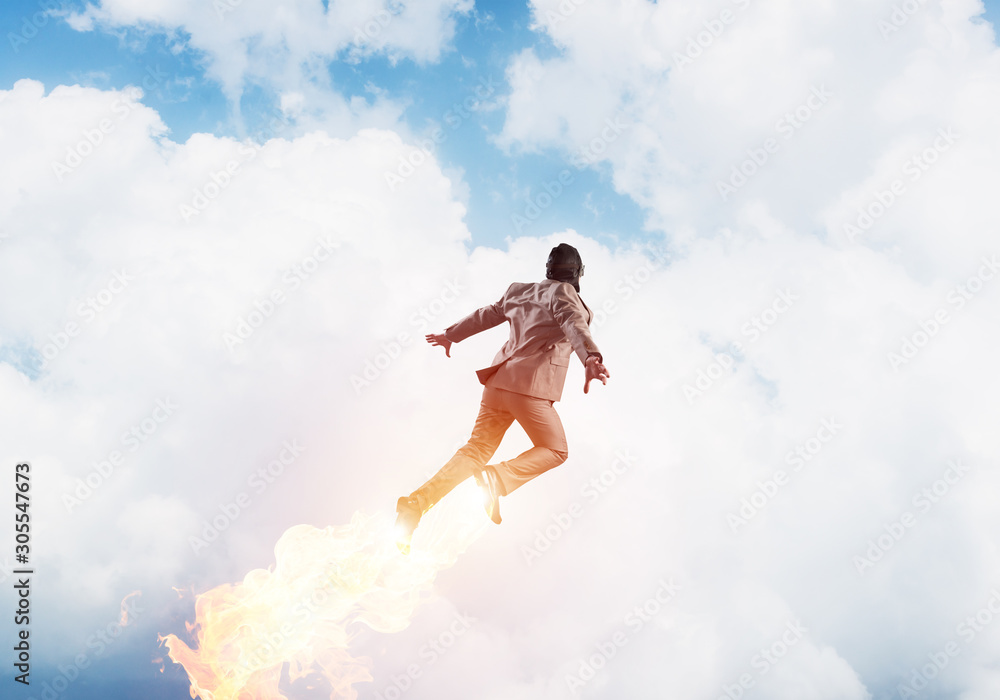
[443,279,602,402]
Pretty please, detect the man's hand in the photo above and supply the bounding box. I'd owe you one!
[584,355,610,394]
[426,332,453,358]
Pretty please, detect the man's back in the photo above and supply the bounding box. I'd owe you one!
[444,279,601,401]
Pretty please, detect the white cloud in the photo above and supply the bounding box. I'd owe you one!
[66,0,474,133]
[0,75,478,658]
[2,71,999,694]
[501,0,1000,267]
[3,0,1000,697]
[491,0,1000,696]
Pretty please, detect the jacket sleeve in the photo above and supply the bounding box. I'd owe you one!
[551,282,602,364]
[443,285,510,343]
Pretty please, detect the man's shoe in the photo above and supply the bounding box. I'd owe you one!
[473,466,503,525]
[394,496,422,554]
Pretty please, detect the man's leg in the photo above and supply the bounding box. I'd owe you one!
[408,386,514,513]
[489,390,569,496]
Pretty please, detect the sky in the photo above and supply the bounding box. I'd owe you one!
[1,0,1000,699]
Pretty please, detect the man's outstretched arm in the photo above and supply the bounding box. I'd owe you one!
[425,285,511,357]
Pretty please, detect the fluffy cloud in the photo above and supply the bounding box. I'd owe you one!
[0,74,478,657]
[493,0,1000,697]
[3,0,1000,698]
[67,0,474,132]
[502,0,1000,266]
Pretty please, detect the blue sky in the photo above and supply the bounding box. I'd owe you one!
[1,0,651,252]
[4,1,1000,699]
[4,0,997,252]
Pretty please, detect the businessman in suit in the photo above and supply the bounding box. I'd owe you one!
[395,243,610,553]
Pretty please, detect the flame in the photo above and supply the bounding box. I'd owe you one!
[163,482,487,700]
[120,590,142,626]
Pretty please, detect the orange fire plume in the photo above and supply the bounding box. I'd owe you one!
[163,484,487,700]
[120,590,142,625]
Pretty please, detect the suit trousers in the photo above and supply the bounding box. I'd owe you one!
[409,384,570,513]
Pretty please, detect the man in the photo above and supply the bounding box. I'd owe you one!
[394,243,610,554]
